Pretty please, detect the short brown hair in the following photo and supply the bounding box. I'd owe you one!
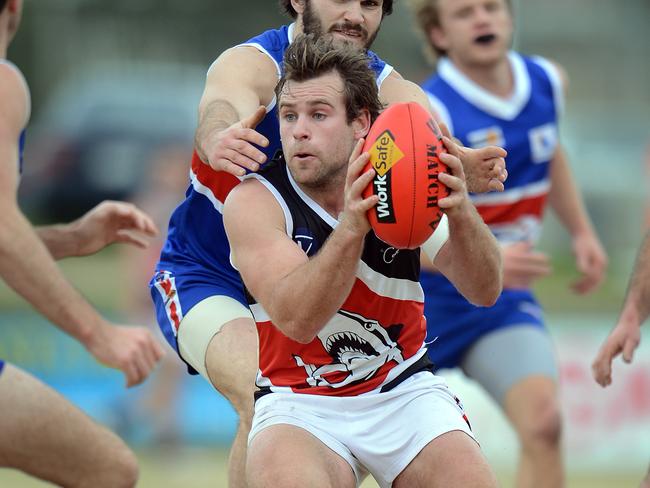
[276,34,384,124]
[279,0,395,19]
[0,0,7,12]
[407,0,512,61]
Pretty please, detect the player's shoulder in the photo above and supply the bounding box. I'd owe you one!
[380,71,431,108]
[525,54,568,91]
[0,61,30,132]
[225,176,274,213]
[209,43,279,81]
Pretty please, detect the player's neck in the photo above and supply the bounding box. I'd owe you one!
[299,183,344,219]
[450,55,513,98]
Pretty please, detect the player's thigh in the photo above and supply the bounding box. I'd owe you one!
[247,424,356,488]
[178,294,258,412]
[0,364,136,485]
[461,324,558,406]
[393,430,497,488]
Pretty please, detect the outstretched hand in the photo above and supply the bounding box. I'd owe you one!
[441,122,507,193]
[203,105,269,176]
[437,135,470,215]
[71,200,159,256]
[592,320,640,387]
[85,322,166,388]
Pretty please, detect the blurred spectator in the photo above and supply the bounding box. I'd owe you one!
[116,143,191,447]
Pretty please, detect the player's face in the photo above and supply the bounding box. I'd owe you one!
[431,0,512,67]
[300,0,384,50]
[279,72,368,190]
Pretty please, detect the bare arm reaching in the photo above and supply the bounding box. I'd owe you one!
[194,46,278,176]
[548,145,608,294]
[0,65,164,387]
[592,231,650,387]
[36,200,158,259]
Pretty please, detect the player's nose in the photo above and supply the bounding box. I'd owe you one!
[343,2,364,25]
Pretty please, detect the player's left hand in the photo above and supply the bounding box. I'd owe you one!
[70,200,159,256]
[592,320,640,387]
[438,135,470,216]
[445,119,507,194]
[571,232,608,294]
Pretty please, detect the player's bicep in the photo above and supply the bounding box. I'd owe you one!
[379,75,433,113]
[0,67,28,204]
[200,47,278,121]
[223,179,308,304]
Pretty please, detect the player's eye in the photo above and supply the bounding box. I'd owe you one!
[313,112,326,120]
[283,112,297,122]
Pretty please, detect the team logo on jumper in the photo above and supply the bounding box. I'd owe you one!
[293,309,404,389]
[529,123,557,163]
[293,227,319,256]
[467,126,505,149]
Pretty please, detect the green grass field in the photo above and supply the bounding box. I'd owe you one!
[0,447,643,487]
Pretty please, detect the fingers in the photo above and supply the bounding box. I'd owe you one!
[124,329,165,388]
[104,201,159,236]
[477,145,507,159]
[622,337,638,363]
[115,230,149,249]
[592,350,614,387]
[241,105,268,132]
[487,178,505,192]
[349,138,365,165]
[438,121,452,140]
[441,135,461,159]
[209,128,269,176]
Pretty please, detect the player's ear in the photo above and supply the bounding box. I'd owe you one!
[428,26,448,54]
[291,0,306,16]
[352,109,371,139]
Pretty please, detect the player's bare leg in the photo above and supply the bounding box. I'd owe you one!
[393,430,498,488]
[504,375,564,488]
[205,317,258,488]
[0,364,138,488]
[247,424,356,488]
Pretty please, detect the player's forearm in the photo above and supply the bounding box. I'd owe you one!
[194,99,240,163]
[267,226,365,343]
[548,147,595,238]
[620,232,650,327]
[443,204,502,306]
[35,222,79,260]
[0,208,104,346]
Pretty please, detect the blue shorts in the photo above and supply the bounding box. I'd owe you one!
[150,263,248,374]
[0,359,5,376]
[421,270,544,371]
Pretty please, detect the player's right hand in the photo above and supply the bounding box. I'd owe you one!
[203,105,269,176]
[85,322,165,387]
[592,320,641,387]
[340,138,377,236]
[502,241,552,288]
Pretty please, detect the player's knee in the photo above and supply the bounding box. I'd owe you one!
[519,400,562,450]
